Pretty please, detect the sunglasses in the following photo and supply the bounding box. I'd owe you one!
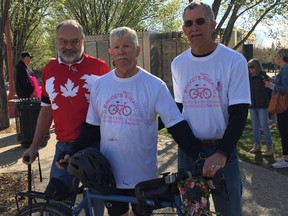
[184,17,206,27]
[248,65,255,69]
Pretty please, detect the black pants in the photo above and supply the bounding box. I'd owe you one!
[277,109,288,155]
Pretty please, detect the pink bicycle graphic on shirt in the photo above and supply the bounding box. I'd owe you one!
[189,84,212,99]
[108,101,132,116]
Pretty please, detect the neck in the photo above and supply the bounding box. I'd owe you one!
[115,66,139,78]
[191,42,217,56]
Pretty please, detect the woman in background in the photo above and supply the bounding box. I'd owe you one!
[265,49,288,168]
[248,58,273,156]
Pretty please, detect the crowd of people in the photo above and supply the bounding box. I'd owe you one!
[18,1,288,215]
[247,49,288,170]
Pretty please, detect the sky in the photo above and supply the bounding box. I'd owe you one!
[202,0,281,48]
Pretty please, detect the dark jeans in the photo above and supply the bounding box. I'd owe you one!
[277,109,288,155]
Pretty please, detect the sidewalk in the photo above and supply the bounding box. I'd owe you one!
[0,129,287,215]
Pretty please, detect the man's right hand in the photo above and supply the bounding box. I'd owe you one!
[22,147,39,165]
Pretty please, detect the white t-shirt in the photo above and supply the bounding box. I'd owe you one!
[171,43,251,140]
[86,68,183,188]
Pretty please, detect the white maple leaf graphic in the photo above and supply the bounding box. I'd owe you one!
[60,79,79,97]
[46,77,59,110]
[80,74,100,101]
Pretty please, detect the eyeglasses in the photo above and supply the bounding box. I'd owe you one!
[57,38,82,47]
[184,17,206,27]
[248,65,255,69]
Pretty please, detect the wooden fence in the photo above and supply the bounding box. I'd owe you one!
[84,31,190,91]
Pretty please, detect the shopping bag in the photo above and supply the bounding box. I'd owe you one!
[268,91,287,114]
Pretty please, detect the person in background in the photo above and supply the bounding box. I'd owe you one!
[171,2,250,216]
[21,19,109,215]
[265,49,288,168]
[57,26,202,216]
[248,59,273,156]
[15,51,35,98]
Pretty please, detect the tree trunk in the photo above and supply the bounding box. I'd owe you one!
[0,0,11,130]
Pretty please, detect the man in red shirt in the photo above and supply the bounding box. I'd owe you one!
[22,20,109,215]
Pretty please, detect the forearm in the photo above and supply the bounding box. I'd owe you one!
[69,122,100,155]
[167,120,202,161]
[30,106,53,150]
[216,104,249,157]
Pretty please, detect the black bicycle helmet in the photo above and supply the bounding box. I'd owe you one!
[67,147,116,194]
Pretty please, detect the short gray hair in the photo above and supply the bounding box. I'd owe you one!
[276,49,288,63]
[183,1,215,21]
[56,20,85,38]
[109,27,139,47]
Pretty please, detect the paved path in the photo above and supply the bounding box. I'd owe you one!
[0,130,287,215]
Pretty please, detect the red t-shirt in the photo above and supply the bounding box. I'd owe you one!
[41,53,109,142]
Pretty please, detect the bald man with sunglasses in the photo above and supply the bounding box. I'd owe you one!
[171,2,251,216]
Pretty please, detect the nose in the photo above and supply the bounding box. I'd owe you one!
[65,41,74,49]
[117,47,126,54]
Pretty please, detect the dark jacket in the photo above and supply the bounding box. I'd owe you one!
[15,60,34,98]
[249,72,271,108]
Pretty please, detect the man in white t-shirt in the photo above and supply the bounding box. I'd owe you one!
[58,27,202,216]
[171,2,251,216]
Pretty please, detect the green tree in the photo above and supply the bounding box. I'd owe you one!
[9,0,56,68]
[54,0,170,35]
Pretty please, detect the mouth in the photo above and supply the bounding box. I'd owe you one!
[115,57,129,62]
[190,32,202,38]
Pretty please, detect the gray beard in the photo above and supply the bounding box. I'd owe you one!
[58,46,84,64]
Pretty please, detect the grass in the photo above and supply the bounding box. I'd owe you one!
[159,114,288,176]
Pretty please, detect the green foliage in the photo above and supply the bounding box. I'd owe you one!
[145,0,183,32]
[9,0,57,69]
[53,0,171,35]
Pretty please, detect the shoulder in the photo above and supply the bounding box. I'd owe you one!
[218,44,243,57]
[140,68,165,83]
[172,48,191,64]
[42,58,58,71]
[83,54,110,74]
[83,54,108,66]
[217,44,247,66]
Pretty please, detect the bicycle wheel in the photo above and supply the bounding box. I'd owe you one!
[15,202,70,216]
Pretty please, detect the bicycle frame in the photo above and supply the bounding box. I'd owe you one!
[15,187,183,216]
[79,188,182,216]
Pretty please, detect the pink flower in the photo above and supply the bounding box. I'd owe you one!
[200,197,208,208]
[187,180,196,188]
[179,186,186,195]
[192,201,200,212]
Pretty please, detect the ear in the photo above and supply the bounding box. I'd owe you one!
[108,48,112,56]
[136,46,141,57]
[182,25,185,32]
[211,20,217,31]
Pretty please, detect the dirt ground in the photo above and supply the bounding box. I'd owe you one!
[0,123,28,215]
[0,172,28,215]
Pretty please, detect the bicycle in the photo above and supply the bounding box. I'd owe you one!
[15,151,224,216]
[14,171,192,216]
[108,101,132,116]
[189,84,212,99]
[14,169,224,215]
